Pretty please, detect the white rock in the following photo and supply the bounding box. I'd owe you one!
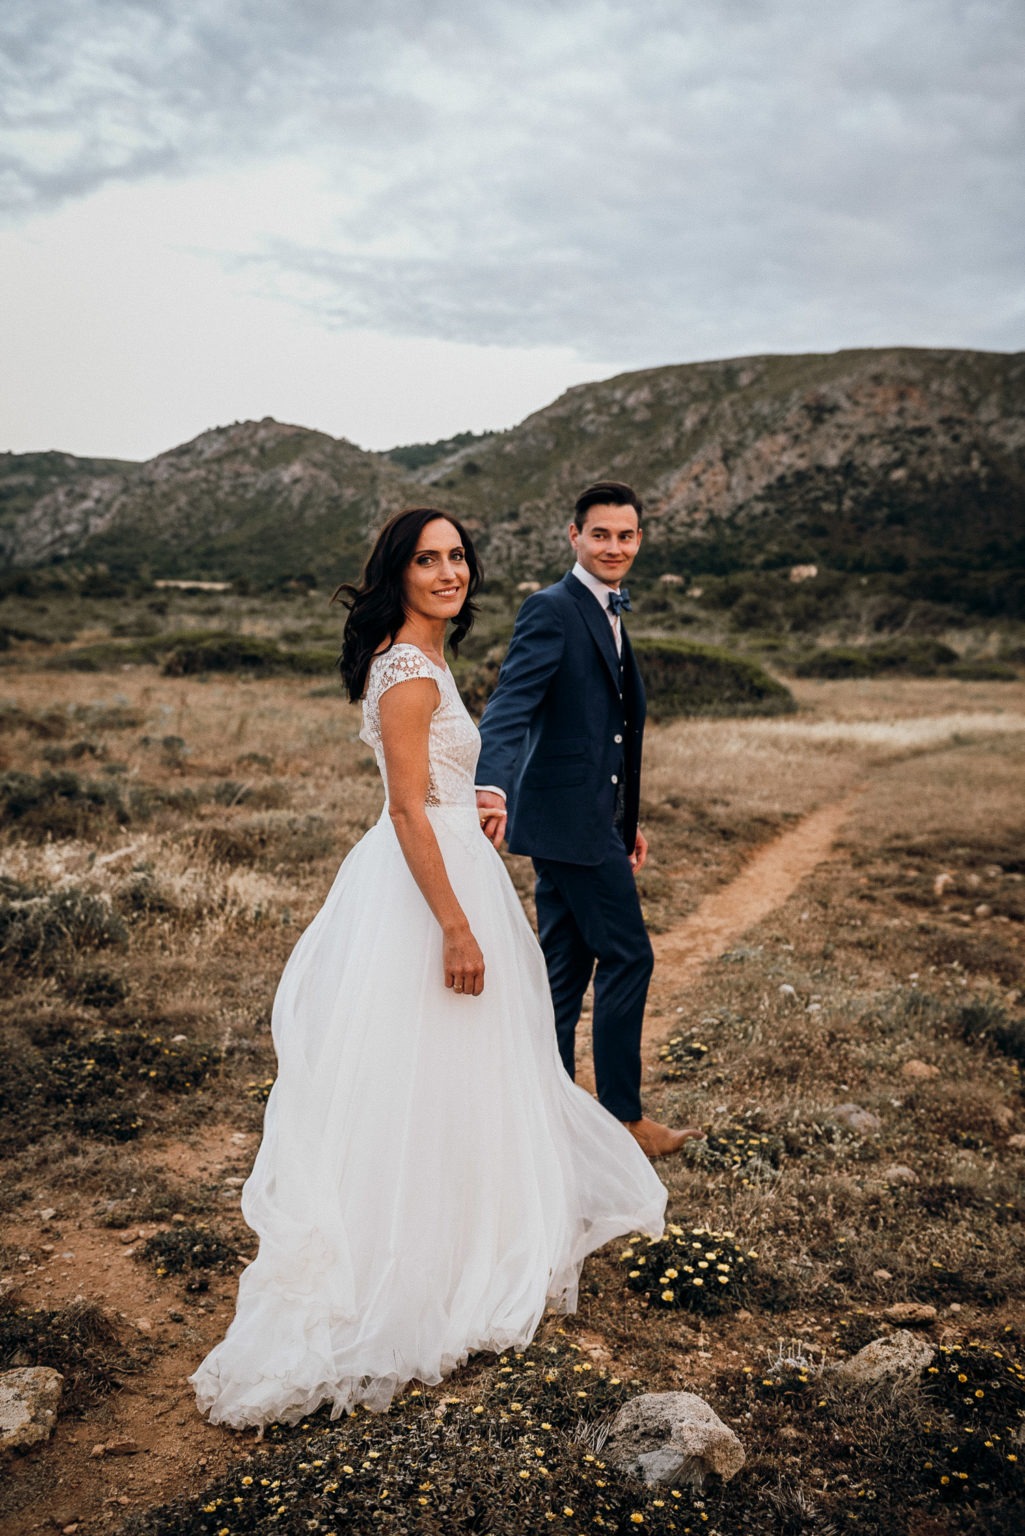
[882,1164,918,1185]
[0,1368,64,1453]
[604,1391,745,1488]
[834,1330,935,1387]
[884,1302,938,1326]
[1007,1133,1025,1151]
[830,1103,882,1135]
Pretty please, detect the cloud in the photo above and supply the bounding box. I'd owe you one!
[2,0,1023,364]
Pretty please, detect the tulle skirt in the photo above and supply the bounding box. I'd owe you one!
[190,804,666,1428]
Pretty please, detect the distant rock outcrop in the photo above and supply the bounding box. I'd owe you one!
[1,348,1022,585]
[0,419,414,581]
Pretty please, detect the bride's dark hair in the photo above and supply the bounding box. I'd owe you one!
[334,508,483,702]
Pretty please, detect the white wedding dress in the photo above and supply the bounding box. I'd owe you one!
[191,645,666,1428]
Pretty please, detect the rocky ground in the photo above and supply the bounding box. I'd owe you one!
[1,664,1023,1535]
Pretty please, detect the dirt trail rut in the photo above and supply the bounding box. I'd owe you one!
[644,790,861,1055]
[571,790,862,1094]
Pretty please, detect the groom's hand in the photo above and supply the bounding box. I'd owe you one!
[629,827,649,873]
[476,790,508,848]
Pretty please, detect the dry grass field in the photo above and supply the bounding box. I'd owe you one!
[1,644,1023,1536]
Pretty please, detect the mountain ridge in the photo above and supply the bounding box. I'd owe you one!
[2,347,1022,589]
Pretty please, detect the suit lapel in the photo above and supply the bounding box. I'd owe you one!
[563,571,621,690]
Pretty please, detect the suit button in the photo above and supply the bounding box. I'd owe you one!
[611,774,619,785]
[614,733,623,744]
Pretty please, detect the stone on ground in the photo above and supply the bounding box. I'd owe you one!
[0,1367,64,1453]
[830,1103,882,1134]
[883,1302,938,1326]
[833,1329,935,1386]
[604,1391,745,1487]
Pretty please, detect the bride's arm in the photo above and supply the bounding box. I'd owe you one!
[379,678,485,997]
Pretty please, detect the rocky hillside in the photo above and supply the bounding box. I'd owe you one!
[0,419,415,583]
[2,348,1022,588]
[422,348,1025,580]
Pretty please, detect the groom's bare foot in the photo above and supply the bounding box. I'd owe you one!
[623,1116,704,1158]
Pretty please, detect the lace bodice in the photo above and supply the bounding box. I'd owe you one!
[360,644,480,808]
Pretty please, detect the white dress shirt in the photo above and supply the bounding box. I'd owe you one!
[570,560,623,655]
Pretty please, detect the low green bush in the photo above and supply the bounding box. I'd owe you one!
[0,1019,221,1150]
[618,1225,758,1314]
[0,884,128,969]
[956,998,1025,1068]
[0,1297,135,1411]
[795,637,960,678]
[0,768,129,837]
[162,634,337,677]
[631,638,796,718]
[456,638,794,720]
[137,1225,239,1277]
[950,659,1019,681]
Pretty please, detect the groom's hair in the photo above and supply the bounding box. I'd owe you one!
[573,481,643,529]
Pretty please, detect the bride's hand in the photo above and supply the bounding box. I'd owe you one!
[444,924,485,997]
[475,790,507,849]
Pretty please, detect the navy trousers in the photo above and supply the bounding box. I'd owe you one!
[533,826,653,1122]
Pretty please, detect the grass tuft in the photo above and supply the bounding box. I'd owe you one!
[0,1296,137,1411]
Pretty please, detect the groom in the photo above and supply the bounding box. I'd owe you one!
[475,481,700,1157]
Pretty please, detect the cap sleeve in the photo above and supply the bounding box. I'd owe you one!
[365,644,439,710]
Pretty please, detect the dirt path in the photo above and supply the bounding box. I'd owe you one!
[569,790,861,1097]
[644,791,861,1053]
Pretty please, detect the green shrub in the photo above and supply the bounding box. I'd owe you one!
[950,659,1019,681]
[162,634,336,677]
[657,1034,710,1080]
[631,638,796,718]
[137,1225,239,1277]
[795,638,959,678]
[0,1021,220,1150]
[0,885,128,969]
[456,638,794,721]
[0,703,68,739]
[0,1297,135,1411]
[794,646,875,679]
[120,1334,727,1536]
[618,1225,757,1314]
[0,769,129,838]
[956,999,1025,1068]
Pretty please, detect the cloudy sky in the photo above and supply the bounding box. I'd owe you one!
[1,0,1022,461]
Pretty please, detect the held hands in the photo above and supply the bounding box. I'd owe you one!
[629,827,649,873]
[444,922,485,997]
[475,789,508,849]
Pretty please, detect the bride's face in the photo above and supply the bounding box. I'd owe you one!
[402,518,470,622]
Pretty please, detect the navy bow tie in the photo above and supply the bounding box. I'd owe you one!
[607,587,631,617]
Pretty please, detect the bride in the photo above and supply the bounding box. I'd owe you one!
[190,508,666,1430]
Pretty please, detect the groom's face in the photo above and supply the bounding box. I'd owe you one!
[569,504,643,587]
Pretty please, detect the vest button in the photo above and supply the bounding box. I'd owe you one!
[614,733,623,744]
[611,774,619,785]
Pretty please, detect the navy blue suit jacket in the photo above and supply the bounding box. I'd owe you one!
[476,572,646,866]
